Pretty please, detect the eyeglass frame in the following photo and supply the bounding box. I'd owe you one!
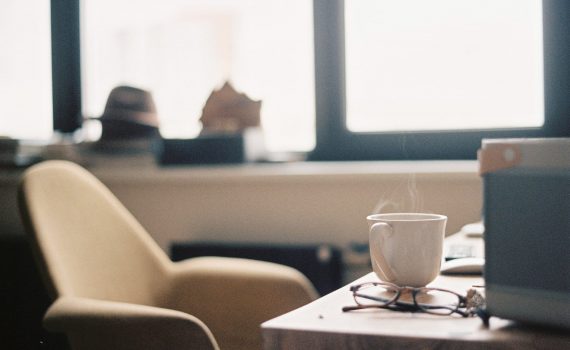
[342,281,476,317]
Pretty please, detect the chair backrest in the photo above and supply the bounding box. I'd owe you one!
[19,160,172,306]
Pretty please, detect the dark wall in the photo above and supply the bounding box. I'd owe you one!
[0,234,69,349]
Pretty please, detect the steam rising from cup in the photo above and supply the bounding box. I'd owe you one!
[372,174,425,214]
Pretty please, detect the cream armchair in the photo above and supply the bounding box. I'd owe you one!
[19,160,317,350]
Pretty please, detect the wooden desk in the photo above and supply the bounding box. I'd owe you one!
[262,273,570,349]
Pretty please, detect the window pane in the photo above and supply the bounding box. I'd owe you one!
[0,0,52,140]
[345,0,544,132]
[82,0,315,152]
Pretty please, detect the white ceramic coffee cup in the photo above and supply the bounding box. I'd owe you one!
[367,213,447,287]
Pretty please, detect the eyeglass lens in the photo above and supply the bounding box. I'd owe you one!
[353,283,400,306]
[414,288,462,315]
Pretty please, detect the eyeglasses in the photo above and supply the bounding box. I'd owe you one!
[342,281,487,319]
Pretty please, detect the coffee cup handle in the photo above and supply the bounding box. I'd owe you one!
[369,222,398,282]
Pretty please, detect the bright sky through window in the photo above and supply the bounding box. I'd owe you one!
[82,0,315,152]
[0,0,52,140]
[345,0,544,133]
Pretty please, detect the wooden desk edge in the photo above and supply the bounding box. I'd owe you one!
[262,273,570,350]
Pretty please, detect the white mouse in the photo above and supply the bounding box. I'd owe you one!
[440,257,485,275]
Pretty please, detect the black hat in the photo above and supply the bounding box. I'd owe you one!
[96,86,160,140]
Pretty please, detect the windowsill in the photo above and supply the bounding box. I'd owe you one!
[0,156,482,191]
[89,159,480,184]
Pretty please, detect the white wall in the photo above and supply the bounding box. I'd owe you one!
[1,160,482,283]
[88,161,483,251]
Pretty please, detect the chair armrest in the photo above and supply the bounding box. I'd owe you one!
[165,257,318,350]
[44,297,219,350]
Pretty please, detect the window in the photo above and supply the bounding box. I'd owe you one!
[0,0,52,140]
[81,0,315,153]
[8,0,570,160]
[345,0,544,133]
[311,0,570,160]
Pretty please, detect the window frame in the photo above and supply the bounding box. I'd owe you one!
[51,0,570,159]
[51,0,82,134]
[309,0,570,161]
